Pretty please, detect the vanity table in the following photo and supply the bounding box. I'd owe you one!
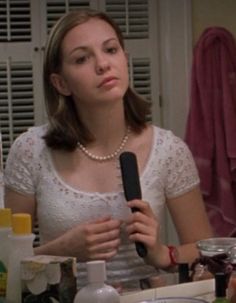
[120,279,215,303]
[115,236,236,303]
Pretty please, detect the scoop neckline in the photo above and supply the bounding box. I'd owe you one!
[45,125,157,196]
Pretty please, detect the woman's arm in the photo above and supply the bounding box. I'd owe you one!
[125,186,213,269]
[5,187,36,225]
[5,187,122,261]
[167,186,213,263]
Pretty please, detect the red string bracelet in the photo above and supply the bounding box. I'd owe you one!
[167,245,178,266]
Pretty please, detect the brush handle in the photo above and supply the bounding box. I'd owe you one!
[119,152,147,258]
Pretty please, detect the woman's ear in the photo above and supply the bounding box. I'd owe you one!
[50,73,71,96]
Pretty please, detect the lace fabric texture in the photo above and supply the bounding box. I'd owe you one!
[4,124,200,285]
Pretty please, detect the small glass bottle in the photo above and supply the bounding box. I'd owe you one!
[74,260,120,303]
[227,246,236,303]
[212,272,230,303]
[0,208,12,302]
[6,213,35,303]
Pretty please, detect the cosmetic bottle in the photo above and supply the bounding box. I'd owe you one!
[227,246,236,303]
[0,208,12,303]
[212,272,230,303]
[178,263,190,283]
[73,260,120,303]
[6,213,35,303]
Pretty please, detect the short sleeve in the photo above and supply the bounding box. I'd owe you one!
[4,129,40,195]
[164,134,200,199]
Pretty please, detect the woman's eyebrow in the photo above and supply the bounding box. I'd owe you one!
[69,37,118,56]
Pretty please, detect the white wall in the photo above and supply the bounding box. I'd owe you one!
[158,0,192,244]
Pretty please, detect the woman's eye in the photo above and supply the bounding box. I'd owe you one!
[75,55,88,64]
[106,47,117,54]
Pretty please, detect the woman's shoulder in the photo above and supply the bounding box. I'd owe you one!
[10,124,48,157]
[152,125,186,147]
[14,124,48,145]
[151,125,194,162]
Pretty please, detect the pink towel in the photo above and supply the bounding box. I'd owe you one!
[185,27,236,236]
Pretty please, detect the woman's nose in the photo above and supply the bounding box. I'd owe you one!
[95,55,110,74]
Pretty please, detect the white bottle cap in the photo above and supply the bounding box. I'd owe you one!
[86,260,106,283]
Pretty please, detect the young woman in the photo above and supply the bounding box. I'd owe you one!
[4,9,212,290]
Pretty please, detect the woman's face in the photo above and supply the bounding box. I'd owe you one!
[52,17,129,110]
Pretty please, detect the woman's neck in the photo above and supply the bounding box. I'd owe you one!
[78,102,127,148]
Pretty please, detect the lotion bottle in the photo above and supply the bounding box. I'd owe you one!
[6,213,35,303]
[73,260,120,303]
[0,208,12,302]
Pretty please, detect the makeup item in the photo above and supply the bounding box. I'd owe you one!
[6,213,35,303]
[178,263,190,283]
[119,151,147,258]
[0,208,12,301]
[227,246,236,303]
[212,272,230,303]
[73,260,120,303]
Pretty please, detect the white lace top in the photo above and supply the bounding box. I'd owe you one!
[4,125,200,285]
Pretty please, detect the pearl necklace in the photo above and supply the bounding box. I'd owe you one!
[77,127,130,162]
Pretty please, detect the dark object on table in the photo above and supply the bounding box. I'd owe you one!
[178,263,190,283]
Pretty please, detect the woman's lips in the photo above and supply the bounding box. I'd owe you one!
[98,76,118,88]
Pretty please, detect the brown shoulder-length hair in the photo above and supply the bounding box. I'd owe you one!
[43,9,151,151]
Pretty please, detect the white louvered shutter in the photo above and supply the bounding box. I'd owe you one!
[105,0,149,39]
[0,0,38,165]
[0,0,32,42]
[0,0,41,246]
[0,61,35,163]
[45,0,92,33]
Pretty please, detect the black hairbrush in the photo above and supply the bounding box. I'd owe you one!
[119,151,147,258]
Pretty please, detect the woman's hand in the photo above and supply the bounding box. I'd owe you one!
[125,199,170,268]
[36,216,122,262]
[76,216,122,261]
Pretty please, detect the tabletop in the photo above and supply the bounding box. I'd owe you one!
[120,279,214,303]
